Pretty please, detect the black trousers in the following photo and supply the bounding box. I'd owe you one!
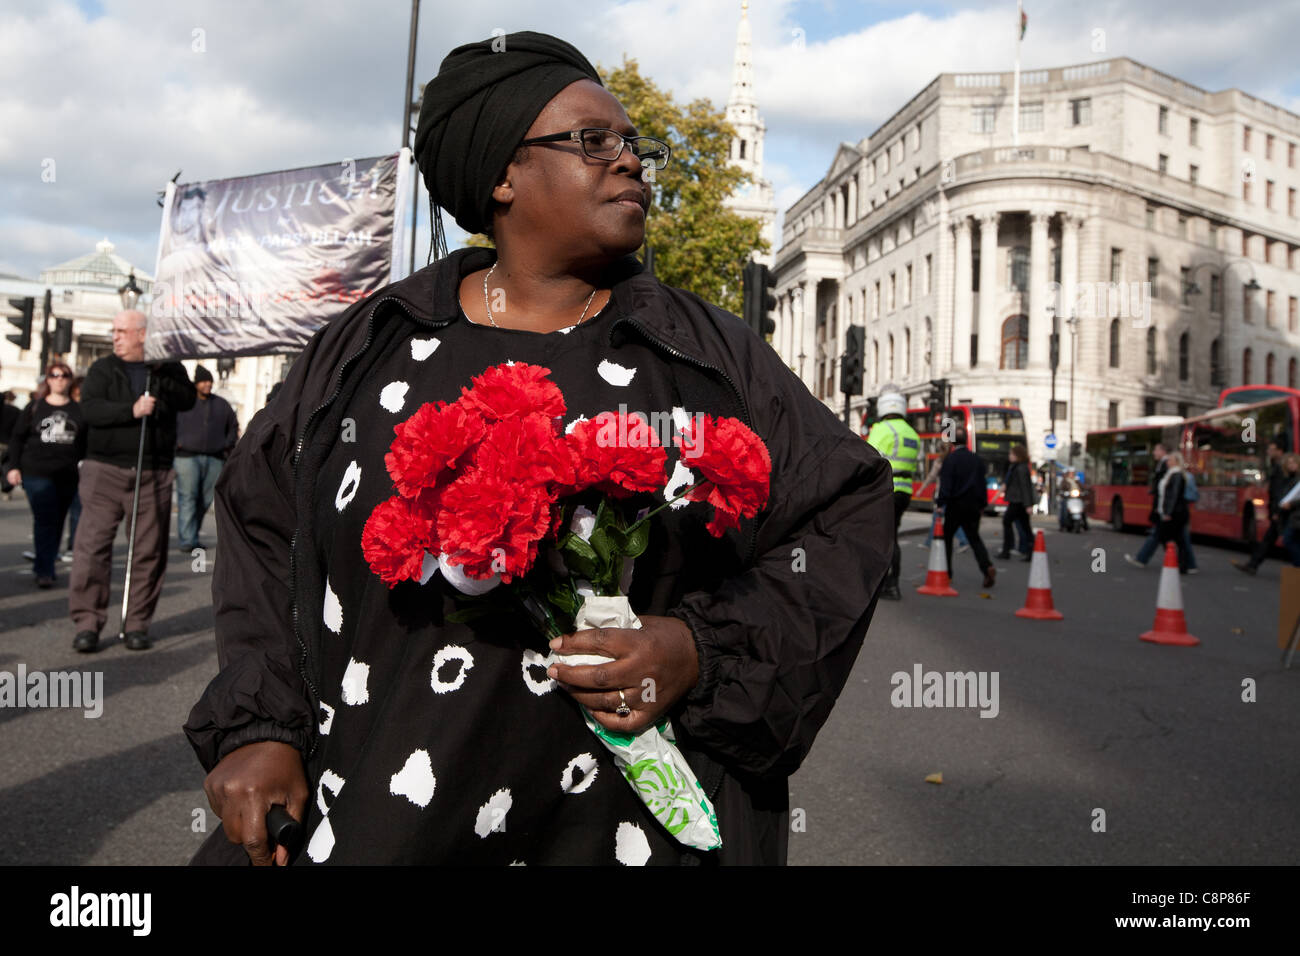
[1247,515,1280,568]
[1156,515,1190,571]
[887,491,911,586]
[943,500,992,576]
[1001,502,1032,556]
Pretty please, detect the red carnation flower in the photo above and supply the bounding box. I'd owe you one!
[386,400,486,497]
[435,469,555,582]
[676,415,771,537]
[564,411,668,499]
[362,495,437,587]
[473,412,577,489]
[460,362,566,422]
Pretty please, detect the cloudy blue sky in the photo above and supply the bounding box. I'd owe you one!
[2,0,1298,278]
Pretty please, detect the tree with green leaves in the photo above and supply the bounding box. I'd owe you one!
[467,56,768,317]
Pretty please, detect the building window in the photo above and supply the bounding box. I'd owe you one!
[1244,180,1252,203]
[904,263,913,305]
[972,246,980,292]
[1211,337,1223,386]
[1158,154,1169,174]
[1146,327,1157,375]
[1189,117,1199,146]
[1244,125,1252,150]
[1177,213,1188,238]
[1051,246,1061,284]
[1145,205,1157,230]
[869,160,876,185]
[1290,142,1297,168]
[1070,97,1091,126]
[1000,314,1029,370]
[1243,286,1252,323]
[1178,333,1190,381]
[1266,351,1276,384]
[1290,187,1297,218]
[1158,105,1169,135]
[1008,246,1030,291]
[1267,180,1275,210]
[1267,289,1276,327]
[1020,102,1043,132]
[1208,221,1218,248]
[1266,133,1274,160]
[1189,164,1199,185]
[888,334,895,379]
[873,339,879,384]
[1109,319,1121,368]
[905,328,912,376]
[924,254,932,295]
[872,281,880,319]
[1108,401,1119,428]
[1110,247,1123,283]
[1144,398,1157,416]
[1290,296,1298,332]
[1148,257,1159,299]
[1243,347,1253,382]
[1242,231,1251,257]
[888,272,896,311]
[971,105,995,133]
[1290,357,1298,389]
[1211,273,1222,311]
[912,122,922,151]
[1181,266,1192,305]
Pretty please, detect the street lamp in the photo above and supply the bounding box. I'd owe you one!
[1066,311,1079,468]
[117,271,143,312]
[1047,302,1059,504]
[1182,257,1261,388]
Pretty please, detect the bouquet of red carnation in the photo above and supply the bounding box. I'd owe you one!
[361,361,771,849]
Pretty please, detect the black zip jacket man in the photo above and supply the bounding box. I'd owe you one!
[80,354,196,470]
[184,246,895,865]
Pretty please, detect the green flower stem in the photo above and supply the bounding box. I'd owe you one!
[625,480,707,533]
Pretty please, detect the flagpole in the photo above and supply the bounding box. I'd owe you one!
[1012,0,1022,147]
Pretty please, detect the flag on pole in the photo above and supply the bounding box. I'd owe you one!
[1019,2,1028,40]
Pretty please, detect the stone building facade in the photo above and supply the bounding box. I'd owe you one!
[772,57,1300,455]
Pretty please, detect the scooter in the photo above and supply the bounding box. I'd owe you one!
[1061,489,1088,533]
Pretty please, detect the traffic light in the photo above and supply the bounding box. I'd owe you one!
[841,324,865,396]
[52,318,73,354]
[6,296,34,350]
[1070,441,1082,460]
[928,378,947,422]
[742,260,777,340]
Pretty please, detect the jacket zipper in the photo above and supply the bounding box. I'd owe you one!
[289,296,451,757]
[611,316,760,569]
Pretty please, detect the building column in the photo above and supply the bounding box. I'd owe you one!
[952,217,973,370]
[1061,214,1082,324]
[799,282,815,390]
[977,211,1000,367]
[1028,209,1053,368]
[847,176,858,227]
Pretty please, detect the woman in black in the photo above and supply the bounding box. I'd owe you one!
[5,362,86,587]
[1155,451,1191,574]
[998,443,1034,560]
[186,31,893,865]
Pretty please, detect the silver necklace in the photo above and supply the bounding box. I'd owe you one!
[479,262,598,330]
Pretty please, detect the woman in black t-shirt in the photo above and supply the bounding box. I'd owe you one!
[5,362,87,587]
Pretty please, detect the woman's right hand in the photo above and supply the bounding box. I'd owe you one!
[5,470,18,487]
[203,740,309,866]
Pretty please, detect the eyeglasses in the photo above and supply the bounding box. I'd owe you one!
[48,372,71,379]
[517,128,672,171]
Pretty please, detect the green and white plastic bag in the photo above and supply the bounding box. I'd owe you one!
[556,594,722,851]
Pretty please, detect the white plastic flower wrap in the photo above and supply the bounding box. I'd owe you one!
[555,594,721,851]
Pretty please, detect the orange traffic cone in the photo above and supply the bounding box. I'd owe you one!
[917,512,958,596]
[1016,530,1063,620]
[1139,541,1200,646]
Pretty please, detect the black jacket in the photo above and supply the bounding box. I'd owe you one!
[183,246,895,865]
[936,445,986,510]
[80,354,196,469]
[175,393,239,458]
[1003,460,1034,506]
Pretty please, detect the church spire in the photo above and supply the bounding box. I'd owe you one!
[726,0,761,176]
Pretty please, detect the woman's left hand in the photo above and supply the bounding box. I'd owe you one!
[547,615,700,734]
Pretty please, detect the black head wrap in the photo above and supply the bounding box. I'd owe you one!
[414,31,603,260]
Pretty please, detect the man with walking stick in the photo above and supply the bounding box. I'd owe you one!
[70,310,195,652]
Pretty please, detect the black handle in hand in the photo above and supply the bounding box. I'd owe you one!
[266,804,304,865]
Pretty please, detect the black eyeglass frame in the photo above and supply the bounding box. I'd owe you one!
[516,128,672,170]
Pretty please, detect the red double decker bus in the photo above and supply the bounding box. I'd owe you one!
[1084,387,1299,544]
[867,404,1027,513]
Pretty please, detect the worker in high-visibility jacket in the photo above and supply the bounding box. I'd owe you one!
[866,385,921,600]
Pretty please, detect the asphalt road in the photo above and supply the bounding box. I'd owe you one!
[0,494,1295,865]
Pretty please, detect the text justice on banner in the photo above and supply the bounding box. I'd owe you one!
[146,150,414,361]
